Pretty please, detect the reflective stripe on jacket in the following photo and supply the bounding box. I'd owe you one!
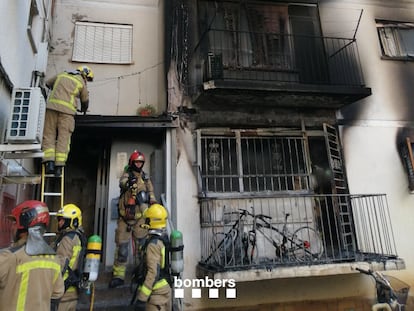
[137,236,170,302]
[55,229,83,299]
[46,72,89,115]
[0,245,64,311]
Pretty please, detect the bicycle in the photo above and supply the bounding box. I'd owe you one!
[250,207,324,262]
[205,206,324,267]
[205,208,251,267]
[356,267,410,311]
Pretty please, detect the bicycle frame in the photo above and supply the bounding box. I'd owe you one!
[205,206,323,268]
[205,208,250,266]
[253,212,323,261]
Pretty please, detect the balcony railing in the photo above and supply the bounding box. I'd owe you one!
[193,29,365,88]
[198,194,398,272]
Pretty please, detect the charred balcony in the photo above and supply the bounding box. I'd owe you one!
[189,30,371,110]
[197,194,404,282]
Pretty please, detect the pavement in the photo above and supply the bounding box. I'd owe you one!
[77,269,136,311]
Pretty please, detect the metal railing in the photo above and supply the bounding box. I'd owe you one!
[199,194,397,271]
[192,29,365,88]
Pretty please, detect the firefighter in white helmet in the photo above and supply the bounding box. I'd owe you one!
[42,66,94,177]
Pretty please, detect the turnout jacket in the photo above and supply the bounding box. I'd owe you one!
[46,72,89,115]
[54,229,84,301]
[0,240,64,311]
[118,168,156,220]
[137,235,171,302]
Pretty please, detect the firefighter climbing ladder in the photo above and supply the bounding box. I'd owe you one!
[323,123,356,256]
[40,164,65,215]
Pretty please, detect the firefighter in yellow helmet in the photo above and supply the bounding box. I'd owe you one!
[0,200,64,310]
[109,150,158,288]
[52,204,86,311]
[42,66,94,177]
[132,203,172,311]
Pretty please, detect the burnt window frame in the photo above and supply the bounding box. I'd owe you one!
[197,129,313,195]
[376,19,414,61]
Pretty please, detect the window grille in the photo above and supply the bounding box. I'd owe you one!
[72,22,133,64]
[199,130,311,193]
[376,20,414,60]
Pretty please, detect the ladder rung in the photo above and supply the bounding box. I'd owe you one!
[43,174,62,178]
[43,192,63,196]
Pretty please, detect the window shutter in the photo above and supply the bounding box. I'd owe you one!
[73,22,133,64]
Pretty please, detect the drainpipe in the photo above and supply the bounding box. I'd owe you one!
[166,129,172,222]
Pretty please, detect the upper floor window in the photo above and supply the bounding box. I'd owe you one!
[376,20,414,60]
[72,22,133,64]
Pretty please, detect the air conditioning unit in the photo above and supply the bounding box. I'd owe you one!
[6,87,46,144]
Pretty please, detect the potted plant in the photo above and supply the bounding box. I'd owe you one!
[137,104,156,116]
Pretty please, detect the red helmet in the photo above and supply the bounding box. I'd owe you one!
[8,200,50,230]
[129,150,145,166]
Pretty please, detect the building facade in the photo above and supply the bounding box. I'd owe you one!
[0,0,53,247]
[1,0,414,310]
[166,0,414,310]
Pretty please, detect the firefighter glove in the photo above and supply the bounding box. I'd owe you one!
[128,177,138,188]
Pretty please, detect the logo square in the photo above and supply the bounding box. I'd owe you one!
[192,288,201,298]
[226,288,236,298]
[209,288,219,298]
[174,288,184,299]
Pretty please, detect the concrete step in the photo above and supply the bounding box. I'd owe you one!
[77,269,135,311]
[76,267,182,311]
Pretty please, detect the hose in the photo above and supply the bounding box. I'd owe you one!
[89,283,95,311]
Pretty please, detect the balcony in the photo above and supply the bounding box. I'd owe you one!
[197,194,404,281]
[190,30,372,110]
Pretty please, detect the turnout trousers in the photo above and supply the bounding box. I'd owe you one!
[42,109,75,166]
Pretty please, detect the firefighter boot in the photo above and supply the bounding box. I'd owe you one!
[44,161,55,174]
[55,166,63,177]
[109,277,124,288]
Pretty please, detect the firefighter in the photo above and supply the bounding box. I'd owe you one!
[53,204,86,311]
[0,200,64,311]
[133,203,171,311]
[42,66,94,177]
[109,150,158,288]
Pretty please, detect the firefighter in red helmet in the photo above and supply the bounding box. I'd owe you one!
[109,150,158,288]
[0,200,64,310]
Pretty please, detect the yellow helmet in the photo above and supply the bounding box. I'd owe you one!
[143,204,168,229]
[57,203,82,230]
[77,65,94,81]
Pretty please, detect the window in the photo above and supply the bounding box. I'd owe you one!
[399,137,414,193]
[198,130,311,194]
[376,20,414,60]
[0,194,15,248]
[72,22,133,64]
[199,1,292,70]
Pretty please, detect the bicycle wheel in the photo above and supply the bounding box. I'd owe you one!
[290,227,324,261]
[208,229,243,266]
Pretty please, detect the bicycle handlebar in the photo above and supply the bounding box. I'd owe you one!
[224,208,272,221]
